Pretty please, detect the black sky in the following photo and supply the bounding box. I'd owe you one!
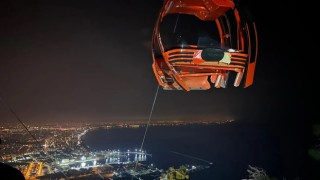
[0,0,309,125]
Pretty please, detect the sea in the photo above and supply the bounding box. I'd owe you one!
[83,122,302,179]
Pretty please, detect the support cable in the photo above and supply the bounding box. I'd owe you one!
[133,85,160,175]
[0,93,70,180]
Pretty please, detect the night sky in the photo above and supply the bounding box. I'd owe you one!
[0,0,309,123]
[0,0,317,178]
[0,0,308,124]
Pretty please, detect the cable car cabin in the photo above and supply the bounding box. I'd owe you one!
[152,0,258,91]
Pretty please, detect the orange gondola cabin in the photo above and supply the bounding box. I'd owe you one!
[152,0,258,91]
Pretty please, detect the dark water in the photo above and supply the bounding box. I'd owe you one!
[83,123,301,179]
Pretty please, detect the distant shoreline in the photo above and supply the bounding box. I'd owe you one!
[0,119,235,128]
